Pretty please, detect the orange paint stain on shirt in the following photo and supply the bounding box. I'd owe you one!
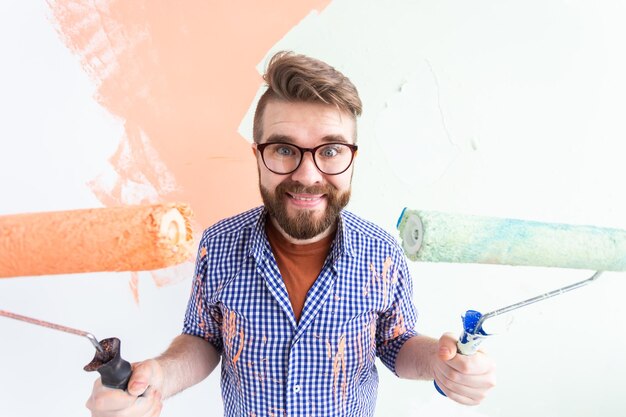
[364,256,396,305]
[268,408,286,417]
[191,273,208,335]
[392,311,407,339]
[331,334,348,413]
[369,320,376,347]
[223,309,245,372]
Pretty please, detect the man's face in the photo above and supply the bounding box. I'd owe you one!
[255,100,356,241]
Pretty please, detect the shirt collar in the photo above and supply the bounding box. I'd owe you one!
[248,207,271,260]
[331,211,357,261]
[247,208,357,261]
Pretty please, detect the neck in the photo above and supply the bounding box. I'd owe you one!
[269,216,337,245]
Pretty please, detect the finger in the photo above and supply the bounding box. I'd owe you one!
[97,387,162,417]
[127,386,164,417]
[434,378,485,406]
[143,388,164,417]
[434,362,496,405]
[437,333,459,361]
[436,365,496,392]
[445,351,496,376]
[436,353,497,389]
[86,378,137,413]
[127,361,156,397]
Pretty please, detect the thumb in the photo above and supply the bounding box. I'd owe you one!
[126,361,154,397]
[437,332,458,362]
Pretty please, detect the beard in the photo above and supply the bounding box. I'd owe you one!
[260,180,351,240]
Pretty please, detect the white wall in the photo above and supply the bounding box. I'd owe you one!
[1,1,625,416]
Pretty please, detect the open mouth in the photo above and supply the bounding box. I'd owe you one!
[286,192,326,207]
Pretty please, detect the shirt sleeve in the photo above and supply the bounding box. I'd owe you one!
[375,252,418,375]
[182,237,224,354]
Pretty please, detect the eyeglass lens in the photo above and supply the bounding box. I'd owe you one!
[262,143,355,175]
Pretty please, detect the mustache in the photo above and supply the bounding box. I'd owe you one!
[275,181,337,195]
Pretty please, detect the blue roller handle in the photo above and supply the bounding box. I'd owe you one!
[435,310,487,397]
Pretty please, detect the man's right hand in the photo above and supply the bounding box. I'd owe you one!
[86,359,164,417]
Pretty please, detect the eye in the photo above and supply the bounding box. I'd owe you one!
[319,145,341,158]
[273,144,296,156]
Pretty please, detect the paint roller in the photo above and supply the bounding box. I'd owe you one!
[396,208,626,270]
[0,203,194,278]
[0,203,194,391]
[0,309,132,390]
[396,208,625,395]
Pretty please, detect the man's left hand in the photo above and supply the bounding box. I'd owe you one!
[433,332,497,405]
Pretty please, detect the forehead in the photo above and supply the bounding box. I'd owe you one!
[261,100,356,144]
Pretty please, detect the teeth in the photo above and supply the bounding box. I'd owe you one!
[291,194,319,201]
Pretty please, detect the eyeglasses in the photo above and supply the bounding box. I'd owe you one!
[256,142,358,175]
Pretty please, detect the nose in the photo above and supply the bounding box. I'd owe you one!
[290,150,323,185]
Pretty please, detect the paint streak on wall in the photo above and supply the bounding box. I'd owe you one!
[46,0,331,231]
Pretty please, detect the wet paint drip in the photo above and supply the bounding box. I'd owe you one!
[330,334,348,413]
[392,310,407,339]
[223,309,245,373]
[192,244,209,336]
[193,273,208,336]
[363,256,398,306]
[129,272,140,305]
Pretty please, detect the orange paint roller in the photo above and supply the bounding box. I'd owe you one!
[0,203,194,278]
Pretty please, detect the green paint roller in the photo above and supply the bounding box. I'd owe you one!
[396,208,626,271]
[396,208,624,396]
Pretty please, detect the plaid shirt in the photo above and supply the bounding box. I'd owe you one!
[183,207,418,416]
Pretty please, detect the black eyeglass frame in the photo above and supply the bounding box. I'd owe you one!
[256,142,358,175]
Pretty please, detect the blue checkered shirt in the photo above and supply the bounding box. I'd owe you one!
[183,207,418,416]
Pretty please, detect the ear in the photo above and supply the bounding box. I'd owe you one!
[251,143,258,157]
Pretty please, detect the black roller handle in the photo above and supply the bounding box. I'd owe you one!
[84,337,132,390]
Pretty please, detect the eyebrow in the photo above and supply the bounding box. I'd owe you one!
[264,134,351,145]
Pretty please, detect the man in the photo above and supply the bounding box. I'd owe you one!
[86,51,496,417]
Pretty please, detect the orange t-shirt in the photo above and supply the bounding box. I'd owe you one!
[265,219,334,322]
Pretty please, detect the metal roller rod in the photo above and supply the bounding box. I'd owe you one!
[0,309,104,353]
[473,271,603,334]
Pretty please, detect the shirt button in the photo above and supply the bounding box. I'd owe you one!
[293,384,301,393]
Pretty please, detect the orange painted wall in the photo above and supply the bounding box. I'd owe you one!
[48,0,331,229]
